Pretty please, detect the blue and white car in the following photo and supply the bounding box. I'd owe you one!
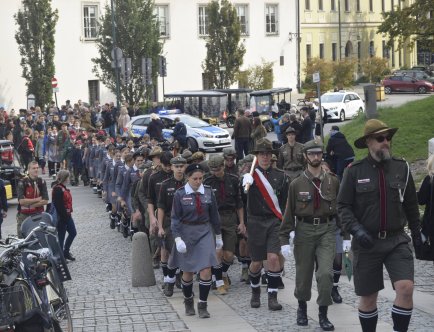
[125,111,232,152]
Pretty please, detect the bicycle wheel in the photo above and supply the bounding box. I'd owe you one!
[46,270,73,332]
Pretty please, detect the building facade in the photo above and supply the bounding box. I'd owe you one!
[0,0,297,110]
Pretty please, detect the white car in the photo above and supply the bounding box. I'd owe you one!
[125,111,232,152]
[320,91,365,122]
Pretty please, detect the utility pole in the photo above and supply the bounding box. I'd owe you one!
[110,0,121,110]
[338,0,342,60]
[296,0,301,92]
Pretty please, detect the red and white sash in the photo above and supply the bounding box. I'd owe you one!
[253,168,282,220]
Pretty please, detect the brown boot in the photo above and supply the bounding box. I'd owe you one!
[198,301,210,318]
[163,282,175,297]
[250,286,261,308]
[268,291,282,311]
[184,296,195,316]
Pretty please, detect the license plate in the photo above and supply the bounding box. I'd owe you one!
[220,139,230,144]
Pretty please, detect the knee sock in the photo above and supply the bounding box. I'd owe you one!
[181,278,193,299]
[358,308,378,332]
[267,270,280,293]
[161,261,168,278]
[199,278,212,302]
[249,268,261,288]
[222,259,232,277]
[239,257,248,269]
[212,264,223,286]
[167,266,177,283]
[391,305,412,332]
[333,261,342,286]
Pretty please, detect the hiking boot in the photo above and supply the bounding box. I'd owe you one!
[261,274,268,286]
[268,291,282,311]
[250,287,261,308]
[216,285,227,295]
[184,296,195,316]
[163,282,175,297]
[277,277,285,289]
[197,302,210,318]
[240,267,249,282]
[319,306,334,331]
[223,276,230,290]
[331,286,342,304]
[297,302,308,326]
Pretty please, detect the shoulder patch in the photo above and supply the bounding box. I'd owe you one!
[347,160,362,168]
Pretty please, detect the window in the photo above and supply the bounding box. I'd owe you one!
[236,4,249,36]
[154,5,170,37]
[305,0,311,10]
[357,41,361,60]
[198,5,209,36]
[88,80,100,105]
[382,40,389,59]
[369,0,373,12]
[331,0,336,11]
[306,44,312,61]
[265,4,279,35]
[319,43,324,59]
[344,0,350,12]
[83,4,98,39]
[356,0,361,12]
[369,41,375,57]
[332,43,337,61]
[318,0,323,11]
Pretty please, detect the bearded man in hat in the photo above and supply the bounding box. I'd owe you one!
[337,119,422,332]
[242,138,289,311]
[280,139,340,331]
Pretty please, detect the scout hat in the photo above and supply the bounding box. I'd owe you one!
[208,155,224,168]
[302,139,324,153]
[354,119,398,149]
[148,146,163,158]
[223,147,237,158]
[170,156,187,165]
[181,149,193,162]
[191,151,205,162]
[285,126,296,134]
[252,138,277,154]
[185,163,204,175]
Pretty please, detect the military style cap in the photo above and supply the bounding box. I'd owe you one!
[170,156,187,165]
[303,139,324,153]
[208,155,224,168]
[285,126,296,134]
[148,146,163,158]
[185,163,204,175]
[252,138,277,154]
[181,149,193,161]
[223,147,237,158]
[243,154,255,163]
[191,151,205,161]
[354,119,398,149]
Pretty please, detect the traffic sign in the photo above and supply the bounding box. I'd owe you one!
[111,47,123,61]
[313,72,320,83]
[52,87,59,93]
[51,77,58,88]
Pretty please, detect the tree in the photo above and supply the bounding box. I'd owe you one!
[303,58,334,93]
[333,58,357,89]
[237,59,274,90]
[92,0,162,106]
[15,0,58,108]
[360,57,391,83]
[377,0,434,52]
[202,0,246,89]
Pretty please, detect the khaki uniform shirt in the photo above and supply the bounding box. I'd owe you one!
[277,142,304,171]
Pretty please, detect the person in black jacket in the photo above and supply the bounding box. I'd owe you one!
[146,113,165,141]
[325,126,355,180]
[0,178,8,239]
[172,117,187,152]
[299,108,313,144]
[418,154,434,258]
[70,140,84,186]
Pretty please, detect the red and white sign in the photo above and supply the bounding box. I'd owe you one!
[51,77,58,88]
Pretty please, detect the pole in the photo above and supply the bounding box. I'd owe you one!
[296,0,301,92]
[111,0,121,110]
[54,92,58,109]
[338,0,342,60]
[317,82,324,142]
[162,76,165,98]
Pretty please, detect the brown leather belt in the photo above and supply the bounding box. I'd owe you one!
[371,229,404,239]
[299,217,332,225]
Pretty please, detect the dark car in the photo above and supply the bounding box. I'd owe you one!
[0,140,23,198]
[381,75,433,94]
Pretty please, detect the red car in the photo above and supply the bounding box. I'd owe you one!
[382,75,433,94]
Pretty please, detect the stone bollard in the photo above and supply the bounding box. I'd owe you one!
[363,84,378,119]
[429,138,434,157]
[131,232,156,287]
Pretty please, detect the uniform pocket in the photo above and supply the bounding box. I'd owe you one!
[389,181,405,202]
[355,182,376,203]
[295,193,313,214]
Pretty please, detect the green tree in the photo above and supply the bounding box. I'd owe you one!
[237,59,274,90]
[303,58,334,93]
[360,57,391,83]
[15,0,58,108]
[377,0,434,52]
[333,58,357,89]
[203,0,246,89]
[92,0,162,105]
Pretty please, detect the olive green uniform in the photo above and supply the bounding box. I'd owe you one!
[277,142,304,180]
[280,169,340,306]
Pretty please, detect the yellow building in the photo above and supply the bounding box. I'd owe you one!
[298,0,417,86]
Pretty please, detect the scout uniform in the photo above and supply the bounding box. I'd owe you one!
[280,140,339,331]
[277,127,304,180]
[223,147,239,177]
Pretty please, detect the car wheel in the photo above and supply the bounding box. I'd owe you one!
[384,86,392,94]
[263,121,273,132]
[358,107,364,115]
[226,116,235,128]
[418,86,427,94]
[187,137,199,153]
[339,110,345,122]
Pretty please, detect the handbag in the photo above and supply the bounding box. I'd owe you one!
[419,177,434,261]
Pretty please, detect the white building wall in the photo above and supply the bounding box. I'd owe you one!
[0,0,296,111]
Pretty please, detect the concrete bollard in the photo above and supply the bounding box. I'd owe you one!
[363,84,378,119]
[429,138,434,157]
[131,232,156,287]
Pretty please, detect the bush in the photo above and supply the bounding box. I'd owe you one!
[333,58,357,89]
[355,76,370,84]
[360,57,390,83]
[303,57,334,93]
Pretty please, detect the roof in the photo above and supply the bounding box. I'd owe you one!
[250,87,292,96]
[164,90,226,98]
[213,88,253,94]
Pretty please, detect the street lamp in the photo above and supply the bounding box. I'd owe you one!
[219,66,226,89]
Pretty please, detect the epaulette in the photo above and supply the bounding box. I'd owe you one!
[392,156,406,162]
[347,160,362,168]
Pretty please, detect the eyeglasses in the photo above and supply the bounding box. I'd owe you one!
[374,135,392,143]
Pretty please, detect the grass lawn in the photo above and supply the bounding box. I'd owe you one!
[337,95,434,163]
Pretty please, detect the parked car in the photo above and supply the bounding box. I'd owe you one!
[381,75,433,94]
[320,91,365,122]
[125,111,232,152]
[393,70,434,83]
[0,139,23,199]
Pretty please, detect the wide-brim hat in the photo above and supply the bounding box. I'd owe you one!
[354,119,398,149]
[148,146,163,158]
[252,138,277,154]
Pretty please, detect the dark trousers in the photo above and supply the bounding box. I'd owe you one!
[336,157,354,181]
[48,161,60,176]
[0,215,3,239]
[235,138,250,160]
[57,216,77,254]
[72,167,82,185]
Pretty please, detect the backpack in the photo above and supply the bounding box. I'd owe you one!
[18,136,33,154]
[47,202,59,227]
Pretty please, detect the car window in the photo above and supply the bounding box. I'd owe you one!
[344,95,351,101]
[177,115,209,128]
[133,118,145,126]
[320,94,344,103]
[352,94,360,100]
[390,76,402,81]
[402,76,414,82]
[161,118,172,128]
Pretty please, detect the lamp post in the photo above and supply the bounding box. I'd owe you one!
[110,0,121,110]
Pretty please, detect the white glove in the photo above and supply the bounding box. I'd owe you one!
[281,245,292,260]
[175,237,187,253]
[343,240,351,252]
[242,173,254,188]
[289,231,295,242]
[215,234,223,250]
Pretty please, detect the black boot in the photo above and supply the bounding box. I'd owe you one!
[250,286,261,308]
[109,213,116,229]
[297,301,308,326]
[175,271,182,289]
[163,282,175,297]
[277,276,285,289]
[268,291,282,311]
[319,306,334,331]
[331,286,342,304]
[184,296,195,316]
[197,301,210,318]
